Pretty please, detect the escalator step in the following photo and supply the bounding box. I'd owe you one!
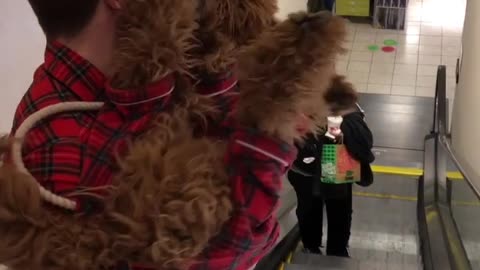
[291,253,355,267]
[285,263,356,270]
[287,253,422,270]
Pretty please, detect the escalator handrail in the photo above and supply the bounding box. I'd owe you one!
[433,65,480,200]
[434,65,448,135]
[253,225,300,270]
[439,135,480,200]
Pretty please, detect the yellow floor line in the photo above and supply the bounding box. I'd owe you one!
[447,171,463,180]
[285,252,293,264]
[353,191,418,202]
[452,201,480,207]
[372,165,423,177]
[354,191,479,206]
[371,165,464,181]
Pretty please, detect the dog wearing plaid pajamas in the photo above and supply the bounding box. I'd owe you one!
[0,0,354,269]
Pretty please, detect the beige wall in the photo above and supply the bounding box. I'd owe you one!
[451,0,480,186]
[0,0,45,133]
[276,0,308,20]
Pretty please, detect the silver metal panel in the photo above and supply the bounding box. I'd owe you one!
[292,253,353,267]
[420,136,453,270]
[278,179,297,218]
[286,264,354,270]
[287,255,421,270]
[293,250,421,269]
[359,93,434,151]
[349,196,419,255]
[422,204,452,270]
[355,173,418,197]
[451,180,480,265]
[438,204,473,270]
[423,136,436,206]
[372,146,458,171]
[372,147,424,169]
[278,179,299,239]
[278,206,298,240]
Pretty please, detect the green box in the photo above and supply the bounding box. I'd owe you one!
[321,144,361,184]
[336,0,370,17]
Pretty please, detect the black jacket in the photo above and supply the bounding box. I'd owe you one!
[290,110,374,198]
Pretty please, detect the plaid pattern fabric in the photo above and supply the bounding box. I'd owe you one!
[196,70,240,139]
[190,128,297,270]
[11,42,175,196]
[10,42,297,270]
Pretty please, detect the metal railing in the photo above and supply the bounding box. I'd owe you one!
[418,65,476,270]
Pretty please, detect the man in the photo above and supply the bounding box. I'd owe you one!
[5,1,308,269]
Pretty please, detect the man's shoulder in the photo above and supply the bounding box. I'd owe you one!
[13,66,79,129]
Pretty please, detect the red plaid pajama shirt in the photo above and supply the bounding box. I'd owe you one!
[7,42,297,270]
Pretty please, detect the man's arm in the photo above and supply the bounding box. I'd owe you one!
[192,128,297,269]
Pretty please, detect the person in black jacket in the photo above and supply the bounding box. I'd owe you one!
[288,104,374,257]
[307,0,334,12]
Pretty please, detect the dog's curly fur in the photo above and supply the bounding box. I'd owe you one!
[192,0,278,75]
[110,0,198,89]
[236,11,349,143]
[0,5,355,270]
[0,1,232,269]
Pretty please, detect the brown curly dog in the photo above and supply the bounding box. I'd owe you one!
[0,1,354,268]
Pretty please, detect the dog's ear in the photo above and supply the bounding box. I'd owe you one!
[324,75,358,114]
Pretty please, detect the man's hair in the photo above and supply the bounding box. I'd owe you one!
[28,0,100,38]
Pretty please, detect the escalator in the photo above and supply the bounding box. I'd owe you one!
[257,66,479,270]
[281,173,423,270]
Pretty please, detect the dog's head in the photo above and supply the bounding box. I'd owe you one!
[191,0,278,76]
[237,11,349,139]
[110,0,198,90]
[324,75,358,115]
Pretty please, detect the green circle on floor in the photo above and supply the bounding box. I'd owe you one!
[368,45,379,52]
[384,39,398,46]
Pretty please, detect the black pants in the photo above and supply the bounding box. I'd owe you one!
[307,0,325,13]
[288,171,352,257]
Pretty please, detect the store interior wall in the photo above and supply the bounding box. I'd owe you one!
[0,0,45,133]
[451,0,480,187]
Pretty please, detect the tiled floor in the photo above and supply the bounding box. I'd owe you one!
[277,0,466,99]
